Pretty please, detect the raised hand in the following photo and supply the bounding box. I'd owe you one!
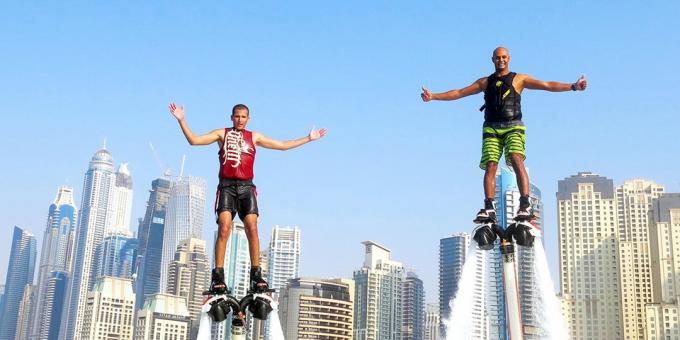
[309,126,327,141]
[169,102,186,120]
[574,75,587,91]
[421,87,432,102]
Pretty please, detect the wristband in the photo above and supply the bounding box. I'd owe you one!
[571,83,577,91]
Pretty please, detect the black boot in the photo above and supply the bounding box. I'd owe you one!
[474,198,497,223]
[249,266,269,293]
[209,267,229,295]
[515,196,535,221]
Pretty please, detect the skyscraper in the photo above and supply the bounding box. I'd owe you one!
[14,285,33,340]
[646,193,680,339]
[133,293,191,340]
[0,226,37,340]
[160,176,206,292]
[557,172,621,339]
[80,277,135,340]
[402,272,425,340]
[97,229,136,279]
[265,226,301,338]
[41,272,69,340]
[267,226,301,292]
[166,238,210,338]
[424,304,440,340]
[61,147,125,340]
[278,278,354,339]
[29,186,77,340]
[353,241,405,340]
[107,163,134,234]
[616,180,664,339]
[135,177,173,311]
[438,232,470,337]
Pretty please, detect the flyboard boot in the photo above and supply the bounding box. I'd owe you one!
[239,266,275,320]
[473,198,500,250]
[506,196,537,247]
[201,268,240,322]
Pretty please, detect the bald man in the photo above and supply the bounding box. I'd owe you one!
[422,47,587,223]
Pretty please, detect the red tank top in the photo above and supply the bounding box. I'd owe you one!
[218,128,256,180]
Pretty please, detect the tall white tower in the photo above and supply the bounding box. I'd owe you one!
[160,175,206,292]
[61,148,118,340]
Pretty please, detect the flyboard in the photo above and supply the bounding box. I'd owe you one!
[197,286,277,340]
[473,214,537,340]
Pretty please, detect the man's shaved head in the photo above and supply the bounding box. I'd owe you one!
[493,47,509,57]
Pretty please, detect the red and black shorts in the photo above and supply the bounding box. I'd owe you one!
[215,178,259,221]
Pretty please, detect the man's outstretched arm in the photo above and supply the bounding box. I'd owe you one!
[522,74,587,92]
[253,127,327,151]
[421,77,487,102]
[169,102,223,145]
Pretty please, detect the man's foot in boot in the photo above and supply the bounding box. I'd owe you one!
[514,196,536,221]
[249,266,269,293]
[473,198,497,224]
[206,267,229,295]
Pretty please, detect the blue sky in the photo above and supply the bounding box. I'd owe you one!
[1,1,679,303]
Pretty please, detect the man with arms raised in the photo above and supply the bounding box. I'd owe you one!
[170,102,327,294]
[422,47,587,223]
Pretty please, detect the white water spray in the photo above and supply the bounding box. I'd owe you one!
[267,301,285,340]
[531,239,569,340]
[444,243,485,340]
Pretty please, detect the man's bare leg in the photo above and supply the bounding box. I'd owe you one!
[484,161,499,199]
[475,161,499,223]
[242,214,260,267]
[243,214,268,292]
[215,211,234,268]
[509,153,533,219]
[210,211,233,294]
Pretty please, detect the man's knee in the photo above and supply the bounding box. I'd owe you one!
[243,215,259,233]
[508,153,525,166]
[485,161,498,173]
[217,214,233,239]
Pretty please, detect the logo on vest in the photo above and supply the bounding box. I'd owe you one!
[223,130,251,168]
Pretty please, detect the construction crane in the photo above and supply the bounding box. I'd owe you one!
[148,142,172,178]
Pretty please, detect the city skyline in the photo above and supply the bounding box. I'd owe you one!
[2,1,680,308]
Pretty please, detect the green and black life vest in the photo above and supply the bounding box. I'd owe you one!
[480,72,522,123]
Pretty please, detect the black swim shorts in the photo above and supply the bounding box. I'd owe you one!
[214,179,259,221]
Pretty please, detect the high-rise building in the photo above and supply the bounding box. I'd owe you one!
[424,304,440,340]
[166,238,210,338]
[265,226,301,338]
[615,180,664,339]
[29,186,77,340]
[353,241,405,340]
[80,277,135,340]
[40,272,69,340]
[134,293,191,340]
[61,148,120,340]
[160,176,206,292]
[14,284,33,340]
[438,232,470,337]
[97,230,137,279]
[107,163,134,234]
[402,272,425,340]
[278,277,354,340]
[646,193,680,339]
[557,172,621,339]
[267,226,301,292]
[0,226,37,340]
[135,177,173,311]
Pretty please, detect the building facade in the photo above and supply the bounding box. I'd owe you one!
[557,172,621,339]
